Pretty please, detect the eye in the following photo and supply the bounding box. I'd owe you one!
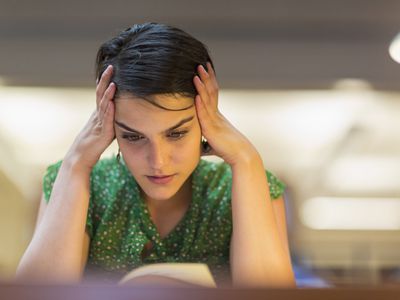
[122,134,144,143]
[167,130,188,140]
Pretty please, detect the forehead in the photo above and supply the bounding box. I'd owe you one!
[115,94,196,128]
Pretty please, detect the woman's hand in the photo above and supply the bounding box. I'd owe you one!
[65,65,116,171]
[194,63,259,166]
[195,64,295,287]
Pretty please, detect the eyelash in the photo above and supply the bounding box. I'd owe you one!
[121,131,188,143]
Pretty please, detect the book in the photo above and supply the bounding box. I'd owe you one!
[118,263,216,288]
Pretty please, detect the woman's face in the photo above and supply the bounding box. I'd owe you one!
[114,94,201,202]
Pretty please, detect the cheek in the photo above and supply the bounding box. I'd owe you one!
[173,134,201,162]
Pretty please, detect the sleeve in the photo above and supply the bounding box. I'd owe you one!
[266,170,286,200]
[42,160,94,238]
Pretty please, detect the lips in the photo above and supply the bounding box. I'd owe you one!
[146,174,175,184]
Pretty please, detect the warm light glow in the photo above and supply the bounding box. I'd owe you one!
[389,32,400,64]
[332,78,373,90]
[0,86,119,166]
[324,156,400,193]
[301,197,400,230]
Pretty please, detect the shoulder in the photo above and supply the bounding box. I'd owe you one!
[194,158,285,200]
[193,159,233,212]
[195,158,232,188]
[42,155,127,203]
[90,155,125,187]
[89,156,133,206]
[192,159,232,226]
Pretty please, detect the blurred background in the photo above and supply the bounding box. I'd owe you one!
[1,0,400,286]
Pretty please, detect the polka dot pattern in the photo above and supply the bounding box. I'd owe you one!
[42,155,285,284]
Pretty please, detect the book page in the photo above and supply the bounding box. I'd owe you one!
[118,263,216,288]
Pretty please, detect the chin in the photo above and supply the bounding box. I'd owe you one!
[137,178,180,200]
[141,188,178,201]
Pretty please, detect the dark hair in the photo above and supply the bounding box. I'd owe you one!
[95,23,214,104]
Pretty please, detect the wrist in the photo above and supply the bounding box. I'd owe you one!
[63,151,94,176]
[229,147,263,170]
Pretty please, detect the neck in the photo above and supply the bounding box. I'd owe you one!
[142,176,192,214]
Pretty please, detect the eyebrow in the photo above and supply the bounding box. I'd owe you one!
[115,116,194,135]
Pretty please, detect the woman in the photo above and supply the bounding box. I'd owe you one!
[16,23,294,287]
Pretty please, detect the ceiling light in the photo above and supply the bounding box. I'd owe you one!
[389,32,400,64]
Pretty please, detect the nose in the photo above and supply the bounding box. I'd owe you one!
[148,140,168,171]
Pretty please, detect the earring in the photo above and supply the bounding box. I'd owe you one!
[201,136,211,153]
[116,148,121,163]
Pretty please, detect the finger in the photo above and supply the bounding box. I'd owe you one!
[193,75,213,110]
[207,62,219,97]
[196,66,218,108]
[195,94,215,136]
[96,65,113,108]
[194,94,209,120]
[206,62,217,80]
[197,65,211,85]
[98,82,115,121]
[103,99,116,136]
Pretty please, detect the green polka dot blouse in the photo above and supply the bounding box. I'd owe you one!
[43,156,285,284]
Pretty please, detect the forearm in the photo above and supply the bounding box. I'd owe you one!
[16,158,91,283]
[230,150,295,287]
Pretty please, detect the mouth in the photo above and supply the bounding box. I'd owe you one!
[146,174,176,184]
